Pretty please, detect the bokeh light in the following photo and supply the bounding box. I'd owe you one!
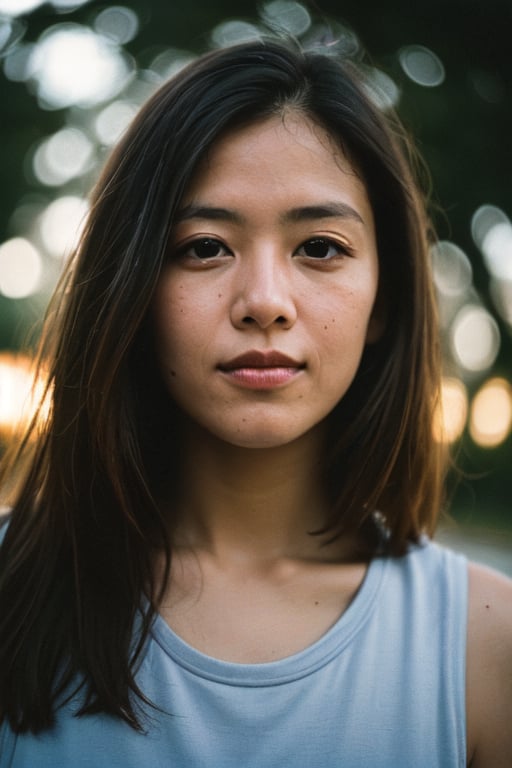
[490,278,512,330]
[471,69,505,105]
[27,23,134,109]
[432,377,468,444]
[450,304,500,373]
[32,127,95,186]
[147,48,195,81]
[472,205,512,279]
[0,237,42,298]
[481,221,512,282]
[0,352,48,438]
[94,5,139,45]
[3,42,34,82]
[431,241,473,297]
[0,0,45,14]
[399,44,445,87]
[363,67,401,110]
[471,205,512,328]
[38,196,88,260]
[94,100,138,145]
[303,21,360,57]
[470,378,512,448]
[471,204,507,249]
[211,20,262,48]
[0,0,92,19]
[260,1,312,36]
[0,16,24,55]
[50,0,92,9]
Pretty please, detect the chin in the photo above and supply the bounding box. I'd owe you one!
[208,419,323,452]
[225,435,297,451]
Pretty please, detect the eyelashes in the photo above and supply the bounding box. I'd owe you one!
[294,237,353,260]
[175,237,231,261]
[173,236,353,263]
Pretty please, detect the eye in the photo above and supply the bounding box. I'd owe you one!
[176,237,232,261]
[295,237,352,260]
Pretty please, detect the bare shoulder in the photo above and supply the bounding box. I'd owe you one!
[466,561,512,768]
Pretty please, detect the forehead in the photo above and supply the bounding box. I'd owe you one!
[181,113,372,218]
[197,113,354,174]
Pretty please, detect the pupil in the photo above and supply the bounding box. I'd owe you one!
[197,239,219,258]
[306,239,328,258]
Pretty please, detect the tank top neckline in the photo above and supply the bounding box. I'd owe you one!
[150,552,390,686]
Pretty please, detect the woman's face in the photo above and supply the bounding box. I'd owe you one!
[153,113,382,450]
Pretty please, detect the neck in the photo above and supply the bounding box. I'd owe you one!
[171,422,341,562]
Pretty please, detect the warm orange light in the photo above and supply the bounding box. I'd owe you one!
[0,352,49,439]
[470,377,512,448]
[432,377,468,444]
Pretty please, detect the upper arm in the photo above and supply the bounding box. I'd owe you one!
[466,561,512,767]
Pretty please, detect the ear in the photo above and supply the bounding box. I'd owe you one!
[365,286,387,344]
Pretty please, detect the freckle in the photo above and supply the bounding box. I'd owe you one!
[324,325,328,330]
[314,601,319,606]
[485,604,490,609]
[331,318,335,323]
[170,370,176,377]
[218,293,222,298]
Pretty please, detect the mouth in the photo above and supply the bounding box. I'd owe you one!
[218,350,304,371]
[218,350,305,389]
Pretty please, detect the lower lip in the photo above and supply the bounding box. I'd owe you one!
[221,366,302,389]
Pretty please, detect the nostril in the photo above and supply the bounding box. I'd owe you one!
[241,314,288,326]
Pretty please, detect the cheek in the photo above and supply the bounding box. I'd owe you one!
[318,283,378,339]
[152,283,187,367]
[153,280,220,382]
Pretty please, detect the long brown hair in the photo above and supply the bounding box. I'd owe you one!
[0,38,442,733]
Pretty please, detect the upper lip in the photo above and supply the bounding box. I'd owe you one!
[218,350,304,371]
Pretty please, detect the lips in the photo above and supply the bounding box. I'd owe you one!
[218,350,304,371]
[218,350,305,389]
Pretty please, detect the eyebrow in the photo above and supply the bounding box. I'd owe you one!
[175,202,365,226]
[281,203,364,225]
[175,205,243,224]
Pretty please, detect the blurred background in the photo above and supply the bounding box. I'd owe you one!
[0,0,510,573]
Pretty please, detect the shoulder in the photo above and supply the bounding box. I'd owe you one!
[466,561,512,767]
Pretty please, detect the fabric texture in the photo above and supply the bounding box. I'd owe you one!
[0,537,468,767]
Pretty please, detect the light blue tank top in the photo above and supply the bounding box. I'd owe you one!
[0,539,467,767]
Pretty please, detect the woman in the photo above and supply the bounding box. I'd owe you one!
[0,39,511,767]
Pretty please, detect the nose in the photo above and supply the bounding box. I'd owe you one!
[230,252,297,330]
